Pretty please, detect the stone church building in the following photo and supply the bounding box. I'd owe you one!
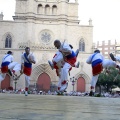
[0,0,94,93]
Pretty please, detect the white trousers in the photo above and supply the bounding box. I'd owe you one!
[52,51,71,88]
[91,59,117,92]
[115,56,120,62]
[25,75,30,88]
[52,51,64,69]
[57,77,62,88]
[52,51,64,77]
[0,62,21,82]
[57,63,71,89]
[102,59,116,69]
[60,62,71,83]
[9,62,21,73]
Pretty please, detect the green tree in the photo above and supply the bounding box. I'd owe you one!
[97,67,120,92]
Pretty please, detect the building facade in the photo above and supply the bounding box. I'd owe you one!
[96,40,120,59]
[96,40,116,59]
[0,0,94,92]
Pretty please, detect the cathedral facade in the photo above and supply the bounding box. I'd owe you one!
[0,0,94,93]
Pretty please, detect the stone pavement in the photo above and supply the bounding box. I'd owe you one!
[0,93,120,120]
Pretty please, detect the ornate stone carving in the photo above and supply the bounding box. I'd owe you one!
[39,29,54,45]
[18,40,55,50]
[41,32,51,44]
[42,53,49,62]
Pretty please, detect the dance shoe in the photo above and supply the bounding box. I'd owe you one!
[75,49,79,57]
[25,91,28,96]
[60,82,68,92]
[109,53,116,61]
[89,91,94,96]
[76,61,80,68]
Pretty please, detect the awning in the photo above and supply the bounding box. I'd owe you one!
[112,87,120,91]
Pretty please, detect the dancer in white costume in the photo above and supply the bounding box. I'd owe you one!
[48,40,77,93]
[20,47,36,96]
[0,51,21,82]
[49,46,79,76]
[86,50,120,96]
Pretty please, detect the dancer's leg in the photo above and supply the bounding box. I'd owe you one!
[60,62,71,92]
[25,75,30,96]
[89,74,99,96]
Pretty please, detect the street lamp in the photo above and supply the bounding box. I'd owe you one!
[70,77,77,92]
[34,83,36,91]
[13,75,18,92]
[14,80,17,92]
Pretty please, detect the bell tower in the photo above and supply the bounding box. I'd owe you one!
[13,0,79,24]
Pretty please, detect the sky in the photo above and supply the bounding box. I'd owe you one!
[0,0,120,43]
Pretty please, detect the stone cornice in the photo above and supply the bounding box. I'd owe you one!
[18,41,56,50]
[13,15,80,24]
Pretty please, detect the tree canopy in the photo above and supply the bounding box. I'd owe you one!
[97,67,120,92]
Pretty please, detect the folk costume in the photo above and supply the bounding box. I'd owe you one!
[51,42,77,92]
[21,52,35,96]
[0,53,13,81]
[86,50,118,95]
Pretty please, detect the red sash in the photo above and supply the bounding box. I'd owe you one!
[92,63,103,76]
[23,66,32,76]
[64,57,76,67]
[1,66,8,73]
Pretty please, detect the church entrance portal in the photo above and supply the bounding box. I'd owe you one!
[37,73,51,92]
[1,74,10,90]
[77,77,85,92]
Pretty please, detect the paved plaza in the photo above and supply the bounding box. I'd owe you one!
[0,93,120,120]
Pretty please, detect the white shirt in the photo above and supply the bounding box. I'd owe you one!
[86,53,104,64]
[21,53,36,64]
[60,42,72,56]
[2,54,13,63]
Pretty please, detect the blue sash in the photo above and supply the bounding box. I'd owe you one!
[24,53,32,68]
[3,54,10,60]
[1,62,10,67]
[92,59,102,67]
[91,53,102,67]
[66,51,76,59]
[91,53,97,60]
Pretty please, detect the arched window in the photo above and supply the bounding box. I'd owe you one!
[37,4,43,14]
[79,38,85,52]
[45,5,50,15]
[5,34,12,48]
[52,5,57,15]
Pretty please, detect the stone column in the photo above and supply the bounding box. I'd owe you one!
[89,18,92,26]
[0,12,4,20]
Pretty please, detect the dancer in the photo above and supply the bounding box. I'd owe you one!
[86,50,120,96]
[48,40,77,93]
[48,44,79,75]
[0,51,21,82]
[20,47,36,96]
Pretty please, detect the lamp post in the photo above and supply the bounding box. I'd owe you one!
[70,77,77,92]
[34,83,36,90]
[14,80,17,92]
[13,75,18,92]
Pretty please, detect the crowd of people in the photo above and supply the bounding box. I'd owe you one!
[0,39,120,97]
[1,88,120,98]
